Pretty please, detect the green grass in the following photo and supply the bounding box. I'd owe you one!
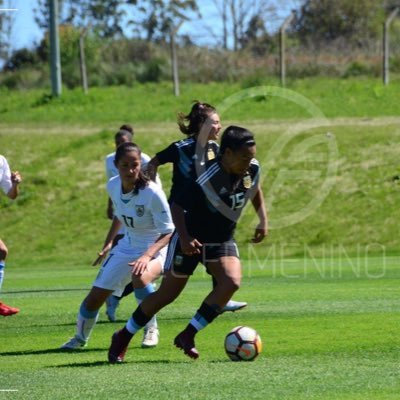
[1,256,399,399]
[0,78,399,398]
[1,120,399,265]
[1,77,400,125]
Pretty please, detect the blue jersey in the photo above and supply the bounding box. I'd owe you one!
[174,157,260,243]
[156,137,219,202]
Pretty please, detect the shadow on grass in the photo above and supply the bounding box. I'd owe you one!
[0,348,105,356]
[52,359,190,368]
[2,288,87,294]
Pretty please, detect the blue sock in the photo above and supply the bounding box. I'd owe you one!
[126,306,152,335]
[189,302,220,332]
[134,283,155,302]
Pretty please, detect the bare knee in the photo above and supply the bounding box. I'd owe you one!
[221,276,241,294]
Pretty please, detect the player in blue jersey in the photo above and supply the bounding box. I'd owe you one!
[108,126,268,362]
[0,155,22,317]
[60,142,174,350]
[147,101,247,313]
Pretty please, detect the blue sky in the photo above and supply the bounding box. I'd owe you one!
[3,1,41,49]
[6,1,293,51]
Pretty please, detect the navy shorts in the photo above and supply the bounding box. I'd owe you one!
[164,231,240,276]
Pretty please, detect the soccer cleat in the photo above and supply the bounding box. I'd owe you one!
[0,302,19,317]
[174,330,199,359]
[60,336,87,350]
[108,328,132,363]
[105,295,120,322]
[141,327,159,348]
[221,300,248,313]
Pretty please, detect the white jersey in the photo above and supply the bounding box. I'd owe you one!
[0,155,12,195]
[107,176,174,251]
[105,151,161,186]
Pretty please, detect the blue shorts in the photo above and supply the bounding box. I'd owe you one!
[165,232,240,276]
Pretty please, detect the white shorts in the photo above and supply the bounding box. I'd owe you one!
[93,242,168,297]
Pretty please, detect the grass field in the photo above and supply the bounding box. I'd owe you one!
[1,78,399,399]
[1,255,399,399]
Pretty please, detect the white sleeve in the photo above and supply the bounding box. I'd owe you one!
[150,188,174,234]
[0,156,12,195]
[105,156,113,181]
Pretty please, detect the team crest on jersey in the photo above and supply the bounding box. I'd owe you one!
[243,174,252,189]
[207,148,215,160]
[135,205,145,217]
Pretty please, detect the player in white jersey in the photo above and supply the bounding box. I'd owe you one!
[60,142,174,350]
[0,155,22,317]
[104,125,162,347]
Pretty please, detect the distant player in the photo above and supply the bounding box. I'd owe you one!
[60,142,174,350]
[108,126,268,362]
[147,101,247,313]
[0,155,22,317]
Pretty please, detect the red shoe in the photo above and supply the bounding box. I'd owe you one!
[174,330,199,359]
[0,302,19,317]
[108,328,132,364]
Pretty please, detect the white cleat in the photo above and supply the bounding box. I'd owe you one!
[221,300,248,313]
[60,336,87,350]
[141,327,159,348]
[105,295,120,322]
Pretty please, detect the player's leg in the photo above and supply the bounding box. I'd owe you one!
[104,233,127,321]
[108,234,197,362]
[131,258,163,348]
[108,268,190,363]
[0,238,19,317]
[60,286,113,349]
[61,251,132,349]
[210,275,247,313]
[174,249,242,359]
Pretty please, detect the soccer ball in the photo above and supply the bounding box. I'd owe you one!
[224,326,262,361]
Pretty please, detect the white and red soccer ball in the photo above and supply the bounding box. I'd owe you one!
[224,326,262,361]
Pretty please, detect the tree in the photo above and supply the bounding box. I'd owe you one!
[293,0,387,46]
[129,0,199,42]
[34,0,132,38]
[209,0,276,50]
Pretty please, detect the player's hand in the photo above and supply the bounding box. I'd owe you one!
[11,171,22,184]
[180,237,202,256]
[92,243,112,266]
[129,255,151,275]
[251,223,268,243]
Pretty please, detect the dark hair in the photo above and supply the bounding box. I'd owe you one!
[114,142,150,193]
[178,101,216,136]
[219,126,256,154]
[115,124,134,143]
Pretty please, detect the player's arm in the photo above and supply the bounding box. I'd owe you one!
[130,189,174,274]
[106,197,113,219]
[130,232,173,275]
[92,217,122,266]
[148,143,178,182]
[146,156,160,182]
[7,171,22,200]
[250,183,268,243]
